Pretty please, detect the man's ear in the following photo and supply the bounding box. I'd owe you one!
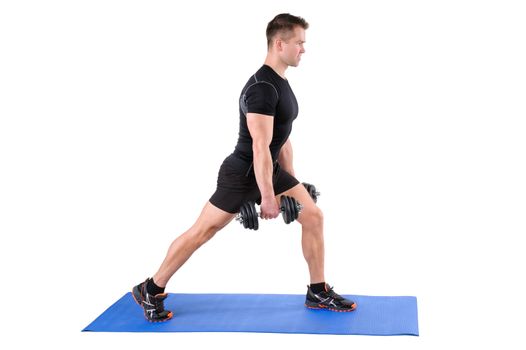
[275,38,283,51]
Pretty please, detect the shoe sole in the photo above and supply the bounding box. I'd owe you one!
[131,285,173,323]
[305,301,357,312]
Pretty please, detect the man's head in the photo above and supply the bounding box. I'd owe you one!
[266,13,309,67]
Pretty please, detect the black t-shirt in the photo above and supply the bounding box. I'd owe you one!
[233,65,299,163]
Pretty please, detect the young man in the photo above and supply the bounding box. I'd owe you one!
[132,13,356,322]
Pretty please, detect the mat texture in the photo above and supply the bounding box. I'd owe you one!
[83,292,418,336]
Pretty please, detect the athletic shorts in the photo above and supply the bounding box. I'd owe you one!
[209,153,300,214]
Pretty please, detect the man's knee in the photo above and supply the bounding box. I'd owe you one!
[300,206,324,228]
[191,222,223,248]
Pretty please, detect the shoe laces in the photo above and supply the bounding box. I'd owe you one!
[325,285,344,301]
[152,295,166,312]
[143,292,166,313]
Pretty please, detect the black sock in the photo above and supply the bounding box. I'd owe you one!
[310,282,326,294]
[146,278,165,295]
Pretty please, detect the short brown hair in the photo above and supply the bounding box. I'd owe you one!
[266,13,309,49]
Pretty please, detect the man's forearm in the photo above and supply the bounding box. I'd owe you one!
[253,148,275,199]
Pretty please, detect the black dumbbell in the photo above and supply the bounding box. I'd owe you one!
[235,195,303,230]
[302,182,320,203]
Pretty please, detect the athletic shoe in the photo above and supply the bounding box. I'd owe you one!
[305,283,357,312]
[132,278,173,322]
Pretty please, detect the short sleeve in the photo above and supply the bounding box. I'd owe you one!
[244,82,279,116]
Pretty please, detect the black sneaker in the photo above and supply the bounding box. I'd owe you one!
[305,283,357,312]
[132,278,173,322]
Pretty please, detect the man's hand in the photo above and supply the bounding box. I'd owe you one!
[260,195,280,219]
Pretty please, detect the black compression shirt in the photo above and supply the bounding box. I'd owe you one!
[233,65,299,163]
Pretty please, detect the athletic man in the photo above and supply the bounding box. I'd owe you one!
[132,13,357,322]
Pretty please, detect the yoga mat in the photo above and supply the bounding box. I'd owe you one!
[83,293,418,336]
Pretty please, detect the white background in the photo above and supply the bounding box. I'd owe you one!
[1,0,525,349]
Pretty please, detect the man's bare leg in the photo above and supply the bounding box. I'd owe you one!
[277,183,356,311]
[276,183,325,284]
[153,201,236,287]
[132,201,236,322]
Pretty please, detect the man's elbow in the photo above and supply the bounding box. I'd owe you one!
[252,141,270,155]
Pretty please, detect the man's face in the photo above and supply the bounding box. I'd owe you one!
[279,27,306,67]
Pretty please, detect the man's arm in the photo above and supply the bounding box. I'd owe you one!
[278,138,295,177]
[246,113,280,219]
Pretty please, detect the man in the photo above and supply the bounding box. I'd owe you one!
[132,13,356,322]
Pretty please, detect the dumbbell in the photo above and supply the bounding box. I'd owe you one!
[235,195,303,230]
[302,182,320,203]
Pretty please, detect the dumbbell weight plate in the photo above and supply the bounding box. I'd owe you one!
[283,195,296,224]
[289,195,299,223]
[240,202,251,229]
[292,195,299,221]
[285,196,292,224]
[244,202,252,229]
[247,201,256,230]
[302,182,318,203]
[249,201,259,230]
[289,196,297,223]
[280,196,290,224]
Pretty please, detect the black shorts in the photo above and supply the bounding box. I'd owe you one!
[209,153,300,214]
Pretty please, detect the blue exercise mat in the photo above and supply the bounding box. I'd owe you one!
[83,293,418,336]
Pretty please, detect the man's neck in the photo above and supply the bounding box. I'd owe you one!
[263,55,288,79]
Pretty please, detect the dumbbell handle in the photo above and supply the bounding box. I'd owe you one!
[235,203,303,221]
[258,203,303,217]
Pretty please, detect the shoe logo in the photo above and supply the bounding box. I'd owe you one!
[142,294,154,307]
[314,294,332,304]
[146,309,156,317]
